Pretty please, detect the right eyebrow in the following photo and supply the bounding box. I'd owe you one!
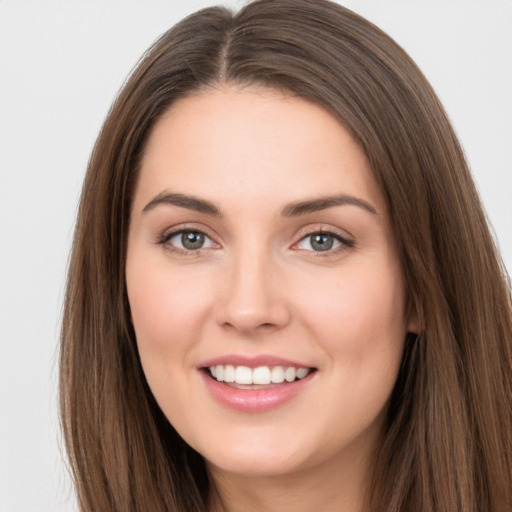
[142,192,223,217]
[281,194,377,217]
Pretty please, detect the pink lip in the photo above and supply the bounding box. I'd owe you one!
[198,354,313,369]
[198,355,316,413]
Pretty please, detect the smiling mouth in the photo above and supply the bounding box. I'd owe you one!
[204,364,316,388]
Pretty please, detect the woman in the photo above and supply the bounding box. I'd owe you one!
[60,0,512,511]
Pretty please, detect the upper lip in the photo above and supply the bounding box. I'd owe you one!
[198,354,315,369]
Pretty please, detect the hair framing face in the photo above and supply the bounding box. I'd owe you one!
[60,1,512,511]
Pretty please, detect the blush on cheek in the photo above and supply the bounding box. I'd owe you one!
[303,268,405,354]
[128,271,215,355]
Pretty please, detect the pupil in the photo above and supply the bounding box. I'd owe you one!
[182,231,204,250]
[311,234,333,251]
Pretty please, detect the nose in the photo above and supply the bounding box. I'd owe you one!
[216,249,291,334]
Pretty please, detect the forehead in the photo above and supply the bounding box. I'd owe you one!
[135,86,386,216]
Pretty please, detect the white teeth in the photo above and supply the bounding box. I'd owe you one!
[284,367,296,382]
[296,368,309,379]
[235,366,253,384]
[208,364,311,385]
[271,366,285,383]
[252,366,271,385]
[223,364,235,383]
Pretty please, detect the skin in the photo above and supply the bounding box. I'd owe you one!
[126,86,416,512]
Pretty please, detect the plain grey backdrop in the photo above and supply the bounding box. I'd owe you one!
[1,1,511,511]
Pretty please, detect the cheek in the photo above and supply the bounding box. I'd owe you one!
[296,256,407,369]
[296,261,407,434]
[125,258,218,418]
[126,257,215,358]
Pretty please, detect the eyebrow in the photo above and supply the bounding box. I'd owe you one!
[142,192,222,216]
[142,191,377,217]
[281,194,377,217]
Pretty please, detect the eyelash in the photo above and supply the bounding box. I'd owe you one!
[156,225,217,257]
[293,228,354,257]
[156,225,354,257]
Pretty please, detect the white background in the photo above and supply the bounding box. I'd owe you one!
[1,1,511,511]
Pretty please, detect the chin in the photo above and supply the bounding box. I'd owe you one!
[205,450,309,479]
[191,426,331,480]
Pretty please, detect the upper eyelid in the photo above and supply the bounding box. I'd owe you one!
[167,229,213,242]
[298,231,347,242]
[157,227,218,255]
[294,233,352,248]
[294,225,354,242]
[291,226,356,255]
[159,224,217,242]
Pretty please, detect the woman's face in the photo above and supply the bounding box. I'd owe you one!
[126,86,414,480]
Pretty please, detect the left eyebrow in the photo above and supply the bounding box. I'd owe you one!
[142,192,222,217]
[281,194,377,217]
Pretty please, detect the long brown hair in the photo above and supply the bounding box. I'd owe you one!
[60,1,512,510]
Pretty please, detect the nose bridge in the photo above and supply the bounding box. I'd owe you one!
[218,239,289,333]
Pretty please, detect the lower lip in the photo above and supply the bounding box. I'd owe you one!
[200,370,315,413]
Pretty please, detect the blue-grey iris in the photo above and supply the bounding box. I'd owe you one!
[311,233,334,251]
[182,231,205,250]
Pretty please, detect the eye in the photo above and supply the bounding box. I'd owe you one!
[295,231,353,252]
[165,230,216,251]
